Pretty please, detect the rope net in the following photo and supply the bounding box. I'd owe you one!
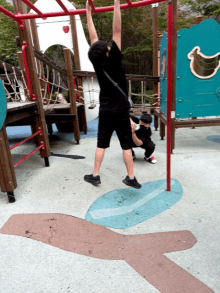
[35,57,101,110]
[1,62,28,102]
[1,60,159,113]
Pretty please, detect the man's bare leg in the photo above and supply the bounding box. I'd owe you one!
[93,147,106,175]
[123,149,134,178]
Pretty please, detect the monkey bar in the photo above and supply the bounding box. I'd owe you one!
[0,0,166,20]
[0,0,173,191]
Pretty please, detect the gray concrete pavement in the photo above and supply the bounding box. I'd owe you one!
[0,122,219,292]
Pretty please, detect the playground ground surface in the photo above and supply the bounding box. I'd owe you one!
[0,117,219,293]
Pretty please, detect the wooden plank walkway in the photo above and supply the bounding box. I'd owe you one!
[7,101,38,112]
[43,103,83,113]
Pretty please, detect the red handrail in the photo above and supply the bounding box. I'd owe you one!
[22,42,36,101]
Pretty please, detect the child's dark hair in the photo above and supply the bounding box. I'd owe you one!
[140,113,152,124]
[88,41,108,66]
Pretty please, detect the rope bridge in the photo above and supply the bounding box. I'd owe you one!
[1,58,160,113]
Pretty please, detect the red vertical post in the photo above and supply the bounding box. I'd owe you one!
[166,1,173,191]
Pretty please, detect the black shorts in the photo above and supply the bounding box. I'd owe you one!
[97,110,132,150]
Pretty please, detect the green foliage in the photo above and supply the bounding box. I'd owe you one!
[0,0,18,65]
[45,45,75,69]
[0,0,219,84]
[180,0,220,21]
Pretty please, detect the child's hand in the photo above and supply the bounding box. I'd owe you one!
[131,123,136,133]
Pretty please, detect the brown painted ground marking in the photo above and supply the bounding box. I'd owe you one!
[0,214,214,293]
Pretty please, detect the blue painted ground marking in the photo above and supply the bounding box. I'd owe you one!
[206,136,220,144]
[85,178,183,229]
[6,115,154,140]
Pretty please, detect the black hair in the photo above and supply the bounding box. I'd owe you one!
[88,41,108,66]
[140,113,152,124]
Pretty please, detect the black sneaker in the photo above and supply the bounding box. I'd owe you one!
[122,176,141,189]
[84,174,101,185]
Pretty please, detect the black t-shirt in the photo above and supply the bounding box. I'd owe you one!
[91,41,130,113]
[130,115,152,148]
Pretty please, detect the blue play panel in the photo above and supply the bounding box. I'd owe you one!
[0,80,7,131]
[85,178,183,229]
[160,19,220,119]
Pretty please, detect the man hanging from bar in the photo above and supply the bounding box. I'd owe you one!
[84,0,141,189]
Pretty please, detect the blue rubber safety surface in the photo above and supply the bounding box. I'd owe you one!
[6,115,154,141]
[85,178,183,229]
[206,136,220,144]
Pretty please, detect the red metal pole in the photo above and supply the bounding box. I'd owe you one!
[166,1,173,191]
[88,0,96,13]
[10,130,42,150]
[14,144,44,168]
[0,6,18,21]
[125,0,133,7]
[21,0,44,18]
[13,0,167,20]
[55,0,70,14]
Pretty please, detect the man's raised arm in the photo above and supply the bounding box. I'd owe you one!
[112,0,121,50]
[86,0,98,44]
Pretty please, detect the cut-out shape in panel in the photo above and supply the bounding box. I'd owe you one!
[188,46,220,79]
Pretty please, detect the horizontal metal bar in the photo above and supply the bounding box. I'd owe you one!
[0,6,18,21]
[14,0,167,20]
[10,129,42,150]
[21,0,44,18]
[14,144,44,168]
